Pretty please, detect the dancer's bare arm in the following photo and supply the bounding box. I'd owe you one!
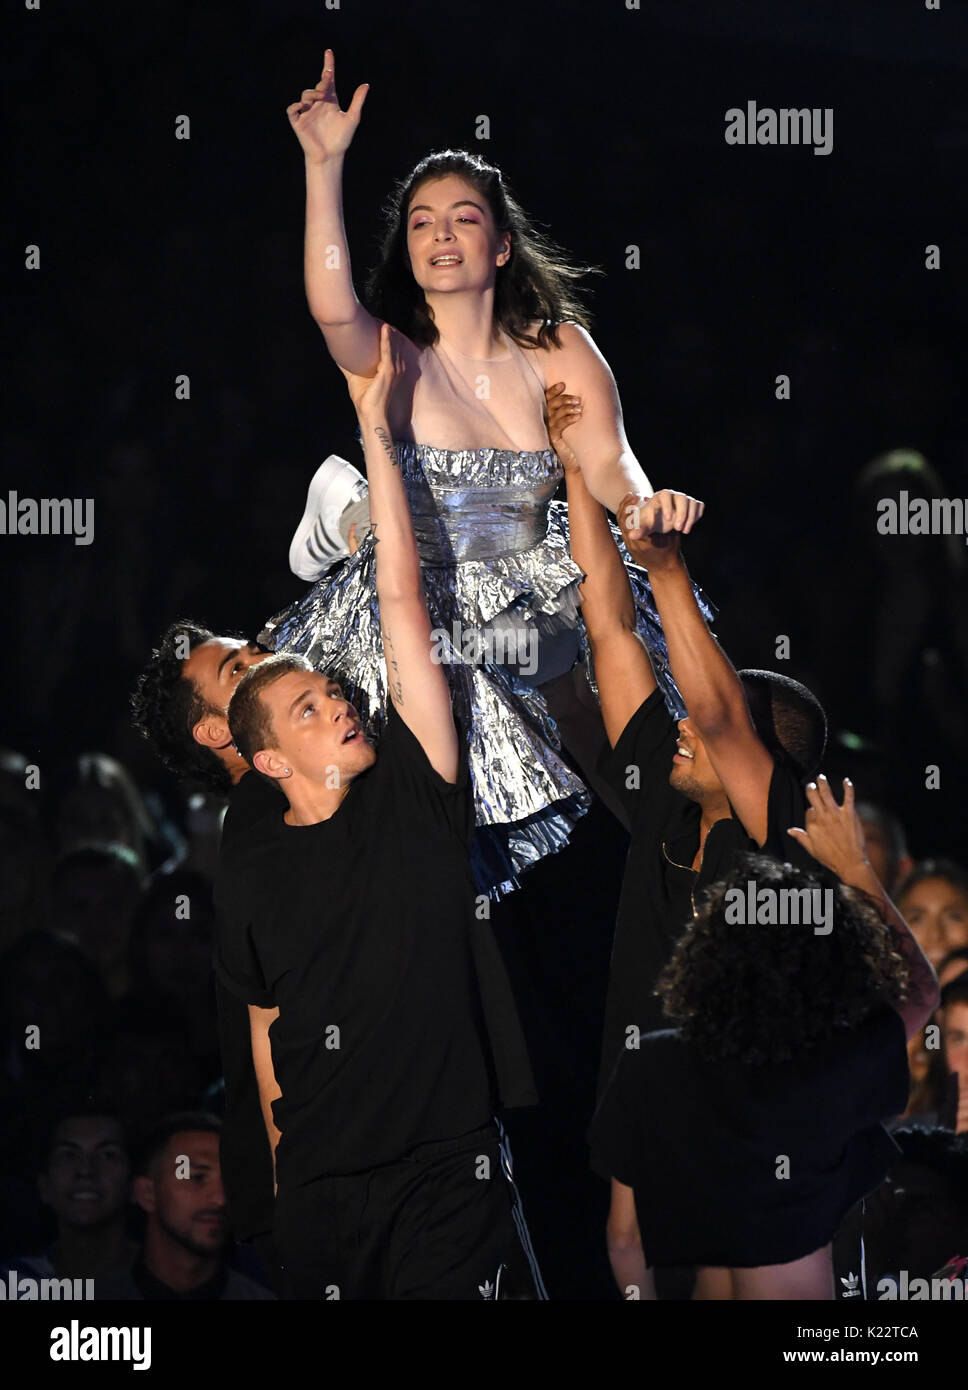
[248,1003,282,1193]
[542,324,653,513]
[617,499,773,844]
[606,1179,651,1299]
[287,49,382,375]
[548,385,657,744]
[787,777,940,1038]
[345,326,459,782]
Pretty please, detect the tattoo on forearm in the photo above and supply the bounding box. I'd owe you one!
[381,623,404,705]
[373,426,399,469]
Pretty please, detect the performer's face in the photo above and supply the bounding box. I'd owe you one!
[184,638,270,720]
[256,668,376,787]
[669,718,722,803]
[405,174,511,296]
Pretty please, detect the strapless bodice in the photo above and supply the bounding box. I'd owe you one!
[394,440,563,565]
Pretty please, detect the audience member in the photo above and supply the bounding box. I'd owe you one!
[122,870,220,1087]
[856,800,913,896]
[896,859,968,969]
[50,843,144,998]
[94,1113,274,1300]
[1,1099,136,1284]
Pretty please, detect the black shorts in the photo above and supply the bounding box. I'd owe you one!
[273,1120,543,1300]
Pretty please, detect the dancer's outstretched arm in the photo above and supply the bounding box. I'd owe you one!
[617,495,774,844]
[343,325,459,782]
[548,386,702,745]
[788,776,940,1039]
[287,49,382,376]
[550,389,656,744]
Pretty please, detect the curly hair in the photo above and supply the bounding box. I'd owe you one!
[365,148,598,350]
[227,653,312,776]
[130,620,232,794]
[656,852,909,1066]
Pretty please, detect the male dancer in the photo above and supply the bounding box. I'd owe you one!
[217,327,540,1300]
[547,384,827,1298]
[131,625,280,1273]
[130,517,367,1275]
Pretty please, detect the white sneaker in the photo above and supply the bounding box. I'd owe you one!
[289,455,370,582]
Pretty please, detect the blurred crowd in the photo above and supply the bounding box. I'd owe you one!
[0,751,274,1296]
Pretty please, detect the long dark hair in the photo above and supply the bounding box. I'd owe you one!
[365,149,598,350]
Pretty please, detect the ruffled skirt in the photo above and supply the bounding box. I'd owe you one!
[259,499,713,897]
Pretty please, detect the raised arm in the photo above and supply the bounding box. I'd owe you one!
[787,777,940,1039]
[287,50,382,374]
[618,499,773,845]
[547,385,657,745]
[543,323,652,513]
[345,325,459,781]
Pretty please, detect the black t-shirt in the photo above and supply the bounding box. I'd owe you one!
[215,770,286,1241]
[214,702,535,1187]
[589,1007,909,1267]
[595,689,814,1097]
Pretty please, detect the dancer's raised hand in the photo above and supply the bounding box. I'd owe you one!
[787,776,870,885]
[545,383,582,473]
[287,49,369,164]
[617,490,703,569]
[340,323,404,422]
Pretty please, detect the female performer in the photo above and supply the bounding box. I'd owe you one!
[261,51,708,894]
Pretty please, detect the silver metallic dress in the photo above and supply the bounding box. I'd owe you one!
[259,440,712,897]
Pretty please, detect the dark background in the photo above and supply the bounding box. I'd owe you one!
[4,0,968,1298]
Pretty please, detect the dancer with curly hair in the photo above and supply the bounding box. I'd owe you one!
[590,779,939,1299]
